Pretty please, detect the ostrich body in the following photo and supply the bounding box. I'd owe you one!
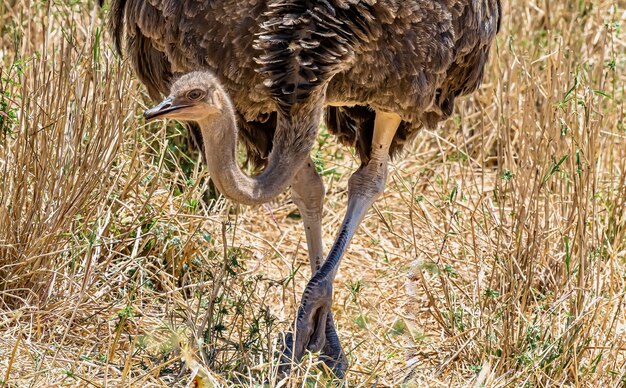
[116,0,501,377]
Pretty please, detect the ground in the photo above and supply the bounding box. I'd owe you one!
[0,0,625,386]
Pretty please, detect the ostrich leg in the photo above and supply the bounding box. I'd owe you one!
[282,111,402,377]
[291,157,326,273]
[288,157,348,376]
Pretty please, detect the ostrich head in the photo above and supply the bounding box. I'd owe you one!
[141,70,316,208]
[144,71,228,121]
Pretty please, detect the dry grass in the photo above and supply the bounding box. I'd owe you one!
[1,0,625,386]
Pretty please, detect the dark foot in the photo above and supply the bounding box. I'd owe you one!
[320,313,348,378]
[279,313,347,379]
[279,276,347,377]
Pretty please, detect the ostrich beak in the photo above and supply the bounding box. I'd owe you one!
[144,97,191,121]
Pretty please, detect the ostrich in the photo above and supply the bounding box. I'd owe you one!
[110,0,501,377]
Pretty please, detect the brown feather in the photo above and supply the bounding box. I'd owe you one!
[106,0,501,167]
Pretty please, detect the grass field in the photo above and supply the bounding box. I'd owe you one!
[1,0,625,386]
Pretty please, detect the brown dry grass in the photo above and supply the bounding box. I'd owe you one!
[1,0,625,386]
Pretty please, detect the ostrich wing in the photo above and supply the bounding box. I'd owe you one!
[109,0,268,110]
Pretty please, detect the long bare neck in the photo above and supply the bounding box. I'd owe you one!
[198,102,319,206]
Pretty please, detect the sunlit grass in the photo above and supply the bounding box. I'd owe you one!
[1,0,625,386]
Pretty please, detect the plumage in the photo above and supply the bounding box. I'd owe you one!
[109,0,500,168]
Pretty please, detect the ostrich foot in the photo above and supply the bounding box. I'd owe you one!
[280,318,347,378]
[280,276,347,378]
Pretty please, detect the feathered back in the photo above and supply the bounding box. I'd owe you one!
[255,0,376,113]
[105,0,501,166]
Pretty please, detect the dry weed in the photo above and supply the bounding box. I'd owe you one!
[0,0,624,387]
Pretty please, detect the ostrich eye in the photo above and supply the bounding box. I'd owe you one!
[187,89,204,101]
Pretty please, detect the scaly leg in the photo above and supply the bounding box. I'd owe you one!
[288,157,348,376]
[282,111,402,377]
[291,158,325,273]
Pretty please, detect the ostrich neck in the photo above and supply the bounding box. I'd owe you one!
[198,106,315,206]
